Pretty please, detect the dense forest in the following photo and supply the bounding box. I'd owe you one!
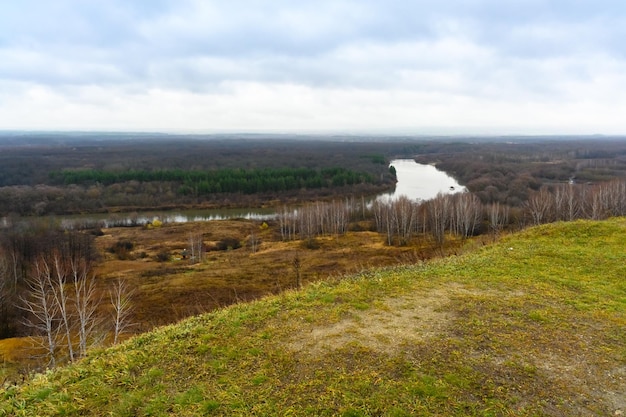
[52,167,375,196]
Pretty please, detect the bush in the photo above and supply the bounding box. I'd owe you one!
[155,250,170,262]
[215,237,241,251]
[108,239,135,260]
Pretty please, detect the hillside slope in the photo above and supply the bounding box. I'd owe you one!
[2,220,625,416]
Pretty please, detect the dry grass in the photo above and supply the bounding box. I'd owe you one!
[93,220,446,329]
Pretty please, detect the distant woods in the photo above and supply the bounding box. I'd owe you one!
[51,166,375,196]
[0,137,398,216]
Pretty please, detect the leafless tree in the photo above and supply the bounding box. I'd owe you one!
[71,258,101,357]
[371,199,385,234]
[382,199,397,246]
[525,187,555,225]
[20,249,102,367]
[298,205,318,243]
[605,180,626,217]
[277,206,297,241]
[188,232,205,264]
[587,185,611,220]
[247,230,260,253]
[426,193,452,248]
[314,202,328,236]
[452,193,482,239]
[48,254,75,362]
[20,259,61,368]
[394,196,418,245]
[550,183,582,222]
[328,200,349,238]
[109,277,135,345]
[488,202,509,240]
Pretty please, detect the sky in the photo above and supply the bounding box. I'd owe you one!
[1,0,625,135]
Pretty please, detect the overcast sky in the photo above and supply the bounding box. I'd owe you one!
[1,1,625,134]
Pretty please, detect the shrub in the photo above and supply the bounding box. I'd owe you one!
[108,239,135,260]
[155,250,170,262]
[215,237,241,251]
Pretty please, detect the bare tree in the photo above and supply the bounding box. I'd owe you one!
[247,230,260,253]
[563,184,582,221]
[48,254,75,362]
[394,196,418,245]
[329,200,349,238]
[606,180,626,217]
[314,202,328,236]
[109,277,135,345]
[488,202,509,240]
[453,193,482,239]
[20,249,103,367]
[277,206,297,241]
[188,233,205,264]
[426,193,452,248]
[298,205,318,244]
[371,199,385,234]
[71,258,101,357]
[587,185,610,220]
[525,187,555,225]
[20,260,61,368]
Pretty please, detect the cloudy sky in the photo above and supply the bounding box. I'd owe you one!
[1,1,625,134]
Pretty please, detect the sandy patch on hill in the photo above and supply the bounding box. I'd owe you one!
[289,288,454,355]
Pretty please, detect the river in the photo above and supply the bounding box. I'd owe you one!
[377,159,466,202]
[38,159,465,228]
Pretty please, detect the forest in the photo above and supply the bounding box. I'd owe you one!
[0,135,398,215]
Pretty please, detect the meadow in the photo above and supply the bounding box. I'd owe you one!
[1,219,624,416]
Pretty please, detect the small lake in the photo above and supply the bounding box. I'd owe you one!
[29,159,465,228]
[377,159,466,202]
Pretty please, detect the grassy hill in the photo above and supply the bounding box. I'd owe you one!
[1,219,625,416]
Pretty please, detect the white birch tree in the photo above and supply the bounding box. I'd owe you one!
[109,277,135,345]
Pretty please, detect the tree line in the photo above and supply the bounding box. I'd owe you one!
[52,166,375,195]
[274,179,626,249]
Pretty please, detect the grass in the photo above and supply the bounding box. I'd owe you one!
[1,219,625,416]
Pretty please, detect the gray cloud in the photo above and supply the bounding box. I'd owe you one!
[1,0,625,133]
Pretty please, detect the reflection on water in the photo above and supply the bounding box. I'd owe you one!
[378,159,466,202]
[57,209,275,229]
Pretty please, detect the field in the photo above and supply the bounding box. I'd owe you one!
[94,219,436,330]
[0,216,467,377]
[1,219,624,416]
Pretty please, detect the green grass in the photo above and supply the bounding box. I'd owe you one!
[1,219,625,416]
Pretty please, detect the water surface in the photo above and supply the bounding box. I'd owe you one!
[378,159,466,202]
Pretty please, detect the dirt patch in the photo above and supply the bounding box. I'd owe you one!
[289,289,454,355]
